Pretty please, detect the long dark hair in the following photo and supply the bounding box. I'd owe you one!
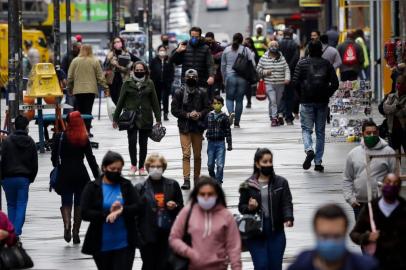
[111,36,126,51]
[190,176,227,207]
[253,148,273,176]
[232,33,243,51]
[101,151,124,171]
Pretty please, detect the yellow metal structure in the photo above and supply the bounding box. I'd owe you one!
[0,24,49,88]
[26,63,63,98]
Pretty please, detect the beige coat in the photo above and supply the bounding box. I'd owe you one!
[67,56,108,95]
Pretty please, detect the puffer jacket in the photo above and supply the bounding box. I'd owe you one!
[278,37,300,73]
[171,85,210,133]
[238,173,294,232]
[383,93,406,131]
[343,138,396,204]
[169,203,242,270]
[171,41,215,87]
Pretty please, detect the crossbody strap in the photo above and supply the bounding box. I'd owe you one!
[57,132,64,166]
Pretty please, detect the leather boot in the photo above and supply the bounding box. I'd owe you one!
[193,177,200,187]
[181,178,191,190]
[72,207,82,244]
[60,206,72,243]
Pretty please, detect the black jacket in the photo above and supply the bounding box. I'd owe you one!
[170,41,215,87]
[51,133,99,194]
[278,37,300,73]
[171,85,210,133]
[135,177,184,246]
[150,56,175,88]
[1,130,38,182]
[239,174,294,232]
[350,197,406,270]
[81,176,143,255]
[292,57,339,104]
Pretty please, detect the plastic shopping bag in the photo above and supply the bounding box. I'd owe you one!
[106,97,116,122]
[256,79,266,101]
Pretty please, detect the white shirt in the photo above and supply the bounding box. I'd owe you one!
[378,198,399,217]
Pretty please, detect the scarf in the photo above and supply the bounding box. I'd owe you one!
[182,85,197,105]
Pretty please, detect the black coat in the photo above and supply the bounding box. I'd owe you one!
[81,176,143,255]
[292,57,339,104]
[1,130,38,182]
[171,85,210,133]
[150,56,175,88]
[51,133,99,194]
[350,197,406,270]
[135,177,184,246]
[278,38,300,73]
[170,41,214,87]
[239,174,294,232]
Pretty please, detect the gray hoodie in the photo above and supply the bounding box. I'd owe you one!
[343,138,396,204]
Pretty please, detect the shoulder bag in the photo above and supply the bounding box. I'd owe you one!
[49,133,63,192]
[118,110,137,131]
[232,47,258,84]
[0,244,34,269]
[234,212,263,240]
[168,204,194,270]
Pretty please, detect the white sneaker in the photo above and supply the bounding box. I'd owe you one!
[128,165,137,176]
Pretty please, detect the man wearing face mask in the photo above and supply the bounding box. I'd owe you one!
[289,204,378,270]
[351,173,406,270]
[205,32,225,99]
[343,120,396,220]
[61,40,81,76]
[170,26,215,90]
[171,69,210,190]
[135,154,183,270]
[160,34,176,56]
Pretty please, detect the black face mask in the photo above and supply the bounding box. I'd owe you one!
[186,78,197,87]
[162,40,169,46]
[134,71,145,78]
[105,171,121,183]
[260,166,274,177]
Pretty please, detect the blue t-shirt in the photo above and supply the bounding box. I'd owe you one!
[101,183,128,252]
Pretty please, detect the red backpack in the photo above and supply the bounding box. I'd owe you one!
[342,43,358,65]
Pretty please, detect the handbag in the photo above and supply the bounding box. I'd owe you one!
[232,47,258,84]
[106,96,116,122]
[234,213,263,240]
[0,245,34,269]
[49,133,63,192]
[149,123,166,142]
[118,110,137,131]
[256,79,267,101]
[168,204,194,270]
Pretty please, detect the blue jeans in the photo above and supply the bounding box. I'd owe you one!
[225,74,247,125]
[61,190,82,207]
[207,140,226,183]
[300,103,328,165]
[2,177,30,236]
[246,218,286,270]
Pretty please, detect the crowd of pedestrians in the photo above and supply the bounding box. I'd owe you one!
[1,23,406,270]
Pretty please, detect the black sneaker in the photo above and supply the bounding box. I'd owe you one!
[181,179,191,190]
[303,150,315,170]
[314,165,324,172]
[164,113,169,121]
[246,103,252,109]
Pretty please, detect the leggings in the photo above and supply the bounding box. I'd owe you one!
[128,127,150,168]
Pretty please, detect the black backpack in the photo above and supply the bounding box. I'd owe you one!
[305,58,329,98]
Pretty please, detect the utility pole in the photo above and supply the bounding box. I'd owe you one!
[17,0,23,104]
[66,0,72,67]
[130,0,136,23]
[146,0,153,65]
[53,0,61,67]
[86,0,91,21]
[7,0,20,131]
[248,0,254,37]
[112,0,120,38]
[163,0,167,34]
[107,0,112,39]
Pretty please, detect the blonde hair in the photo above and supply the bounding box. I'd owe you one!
[144,153,168,171]
[79,44,94,58]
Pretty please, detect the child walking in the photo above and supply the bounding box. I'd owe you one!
[206,95,232,184]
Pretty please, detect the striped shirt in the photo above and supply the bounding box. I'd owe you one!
[257,52,290,84]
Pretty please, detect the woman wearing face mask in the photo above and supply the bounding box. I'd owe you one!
[257,40,290,127]
[81,151,142,270]
[238,148,294,270]
[105,37,140,104]
[243,37,260,109]
[150,46,175,121]
[136,154,184,270]
[113,61,161,176]
[51,111,99,244]
[169,176,242,270]
[350,173,406,270]
[383,72,406,154]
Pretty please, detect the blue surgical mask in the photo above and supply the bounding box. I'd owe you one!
[316,238,346,262]
[190,37,199,47]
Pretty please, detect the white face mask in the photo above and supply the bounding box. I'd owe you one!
[149,167,163,180]
[158,51,167,57]
[197,196,217,211]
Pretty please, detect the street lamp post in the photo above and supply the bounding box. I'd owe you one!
[112,0,120,38]
[66,0,72,67]
[53,0,61,67]
[147,0,153,66]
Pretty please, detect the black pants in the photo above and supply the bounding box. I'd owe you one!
[93,247,135,270]
[140,233,172,270]
[340,70,359,81]
[155,82,171,115]
[389,128,406,154]
[245,84,255,105]
[281,83,295,121]
[128,127,150,168]
[74,93,95,132]
[110,72,124,105]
